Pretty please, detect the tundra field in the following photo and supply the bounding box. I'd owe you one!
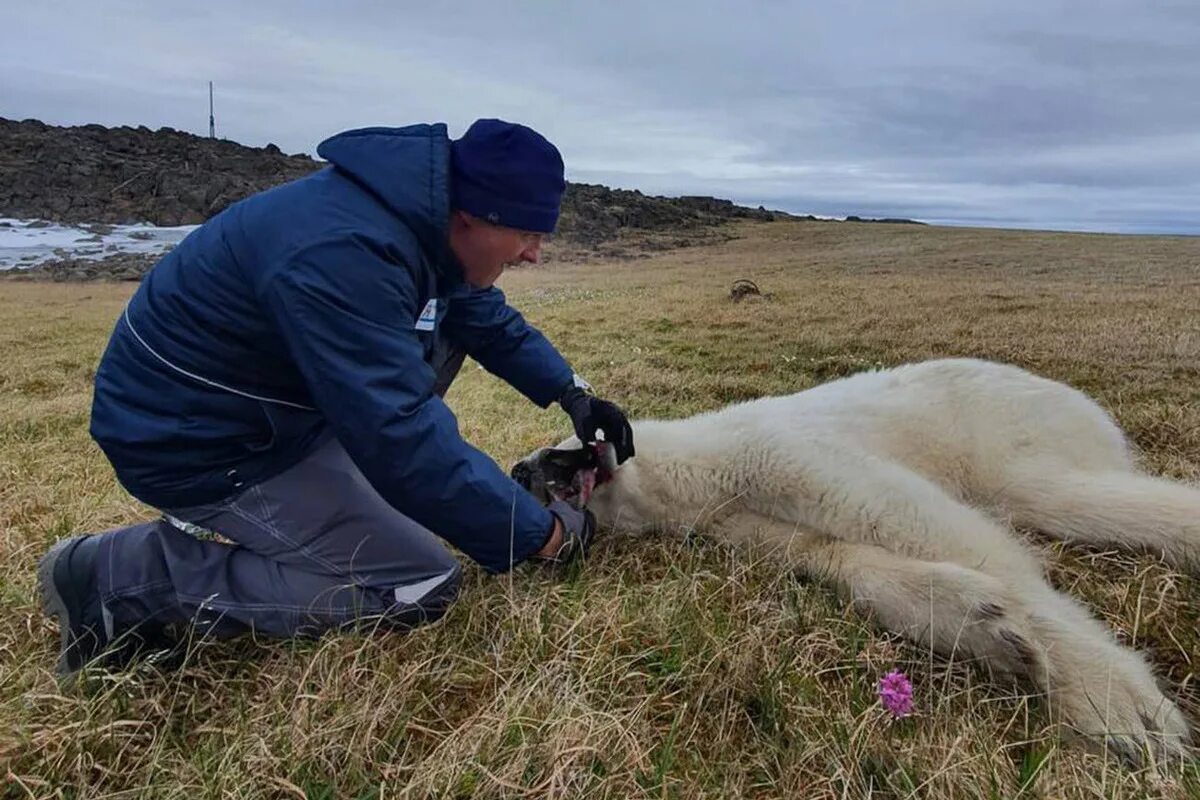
[2,219,1199,798]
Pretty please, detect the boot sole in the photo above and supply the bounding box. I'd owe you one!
[36,535,88,676]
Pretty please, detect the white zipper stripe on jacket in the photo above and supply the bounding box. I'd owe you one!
[122,307,318,412]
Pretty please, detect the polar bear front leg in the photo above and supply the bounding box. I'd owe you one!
[710,511,1045,680]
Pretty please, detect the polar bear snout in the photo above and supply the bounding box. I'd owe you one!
[510,449,553,504]
[511,445,601,509]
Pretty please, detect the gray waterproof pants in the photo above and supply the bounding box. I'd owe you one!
[94,341,469,640]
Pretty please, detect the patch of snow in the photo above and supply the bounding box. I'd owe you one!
[0,218,199,270]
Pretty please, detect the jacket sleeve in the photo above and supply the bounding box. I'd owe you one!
[441,285,576,408]
[259,237,555,573]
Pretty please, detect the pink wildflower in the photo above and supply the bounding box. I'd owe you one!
[878,669,914,718]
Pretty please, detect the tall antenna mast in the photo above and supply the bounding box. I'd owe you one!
[208,81,216,139]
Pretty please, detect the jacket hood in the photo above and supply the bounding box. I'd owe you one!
[316,124,456,269]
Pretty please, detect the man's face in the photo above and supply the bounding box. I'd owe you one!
[449,211,545,289]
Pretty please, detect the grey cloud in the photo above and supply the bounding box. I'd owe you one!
[1,0,1196,233]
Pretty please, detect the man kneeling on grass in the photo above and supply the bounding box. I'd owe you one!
[36,118,635,676]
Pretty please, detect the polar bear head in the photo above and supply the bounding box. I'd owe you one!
[511,436,654,532]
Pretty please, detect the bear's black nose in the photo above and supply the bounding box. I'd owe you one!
[510,461,533,490]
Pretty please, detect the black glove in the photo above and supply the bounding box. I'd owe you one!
[559,386,635,464]
[536,499,597,565]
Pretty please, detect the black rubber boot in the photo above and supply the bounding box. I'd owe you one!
[37,534,110,676]
[39,534,194,677]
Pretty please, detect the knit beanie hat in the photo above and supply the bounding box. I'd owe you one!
[450,118,566,233]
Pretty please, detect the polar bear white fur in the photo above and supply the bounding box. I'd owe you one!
[518,357,1199,766]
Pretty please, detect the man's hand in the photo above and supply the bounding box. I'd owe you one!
[559,386,635,463]
[534,500,596,565]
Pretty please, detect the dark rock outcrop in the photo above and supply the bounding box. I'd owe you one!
[0,118,791,237]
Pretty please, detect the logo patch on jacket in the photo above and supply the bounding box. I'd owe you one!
[415,298,438,331]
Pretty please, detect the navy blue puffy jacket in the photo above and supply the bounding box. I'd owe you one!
[89,124,574,573]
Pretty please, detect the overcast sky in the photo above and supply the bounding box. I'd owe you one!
[3,1,1198,234]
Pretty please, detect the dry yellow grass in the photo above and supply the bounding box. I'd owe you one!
[2,220,1199,798]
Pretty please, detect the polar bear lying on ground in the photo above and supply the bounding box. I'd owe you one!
[512,358,1199,767]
